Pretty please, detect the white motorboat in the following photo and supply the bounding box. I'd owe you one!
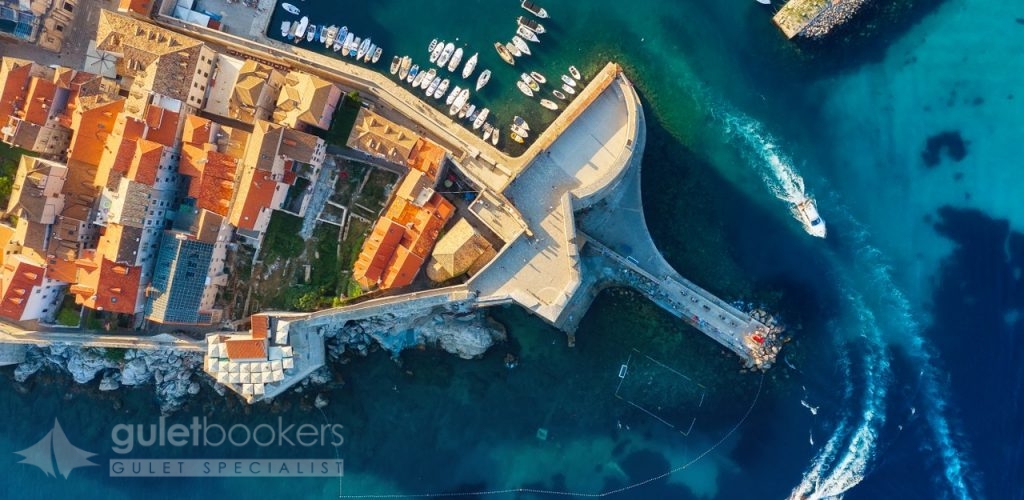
[324,25,339,48]
[357,38,372,61]
[561,74,577,87]
[520,73,540,92]
[420,68,436,90]
[446,86,462,105]
[319,25,329,44]
[475,69,491,91]
[447,47,463,72]
[430,41,445,64]
[426,74,442,95]
[461,52,478,79]
[292,16,308,41]
[460,103,474,120]
[437,42,456,68]
[347,36,360,57]
[511,123,529,138]
[433,78,450,99]
[561,83,576,95]
[506,41,521,58]
[482,123,493,141]
[372,47,383,64]
[517,25,539,43]
[281,21,292,38]
[468,107,480,123]
[410,65,424,86]
[517,16,546,34]
[521,0,549,19]
[473,108,490,130]
[512,36,531,56]
[793,196,827,238]
[398,56,412,80]
[569,65,582,80]
[333,28,348,51]
[513,115,530,131]
[516,80,534,97]
[491,125,500,145]
[428,38,439,53]
[455,88,470,107]
[389,56,400,75]
[529,71,546,84]
[540,99,558,111]
[282,3,300,15]
[552,89,566,100]
[363,43,376,63]
[307,25,318,43]
[494,43,515,65]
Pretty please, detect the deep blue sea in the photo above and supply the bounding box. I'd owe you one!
[1,0,1022,498]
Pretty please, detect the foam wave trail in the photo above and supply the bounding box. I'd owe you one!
[722,112,808,205]
[790,289,891,500]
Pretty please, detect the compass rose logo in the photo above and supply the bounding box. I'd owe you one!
[14,419,97,479]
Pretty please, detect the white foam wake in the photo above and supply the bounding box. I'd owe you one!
[723,113,809,205]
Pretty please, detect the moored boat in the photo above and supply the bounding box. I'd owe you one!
[516,80,534,97]
[363,43,376,63]
[348,36,361,57]
[529,71,546,84]
[307,25,317,43]
[513,115,530,131]
[389,56,400,75]
[517,25,539,43]
[292,17,308,41]
[281,21,291,38]
[446,86,462,106]
[455,88,470,107]
[510,131,525,144]
[561,74,576,87]
[473,108,490,130]
[461,53,478,79]
[475,69,491,90]
[437,42,456,68]
[506,42,521,58]
[561,83,576,95]
[540,99,558,111]
[357,38,372,61]
[324,25,339,48]
[520,73,540,92]
[447,47,463,72]
[319,25,329,44]
[409,65,422,85]
[433,78,450,99]
[372,47,383,64]
[517,16,546,34]
[430,40,445,64]
[482,123,493,141]
[420,68,436,90]
[468,107,479,123]
[426,74,442,95]
[459,103,473,119]
[494,43,515,65]
[569,65,582,81]
[512,36,531,56]
[552,89,567,100]
[428,38,439,53]
[282,2,300,15]
[511,123,529,138]
[491,125,500,145]
[521,0,549,19]
[398,56,412,80]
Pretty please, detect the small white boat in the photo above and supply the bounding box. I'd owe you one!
[292,16,308,41]
[516,80,534,97]
[372,47,383,64]
[333,29,348,52]
[794,196,827,238]
[512,36,531,56]
[476,69,491,91]
[433,78,450,99]
[357,38,372,61]
[410,65,424,86]
[540,99,558,111]
[282,2,300,15]
[517,16,546,34]
[324,25,339,48]
[389,56,400,75]
[529,71,546,84]
[447,47,464,72]
[561,83,576,95]
[561,74,577,87]
[420,68,436,90]
[401,56,413,80]
[511,123,529,138]
[281,21,292,38]
[306,25,317,43]
[506,41,522,58]
[483,124,493,141]
[520,73,540,92]
[460,103,474,120]
[517,25,539,43]
[363,43,376,63]
[495,43,515,65]
[348,36,360,57]
[437,42,456,68]
[449,101,461,116]
[461,52,478,79]
[521,0,549,19]
[430,41,445,64]
[513,115,530,131]
[569,65,582,81]
[455,88,470,107]
[552,89,567,100]
[319,25,329,44]
[473,108,490,130]
[446,85,462,106]
[428,38,439,53]
[426,74,442,95]
[491,125,500,145]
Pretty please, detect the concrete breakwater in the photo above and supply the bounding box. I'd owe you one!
[773,0,870,39]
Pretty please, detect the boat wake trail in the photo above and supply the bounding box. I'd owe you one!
[790,210,980,499]
[722,112,809,206]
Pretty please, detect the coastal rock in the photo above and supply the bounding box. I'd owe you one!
[99,371,121,391]
[65,348,117,384]
[309,366,332,385]
[13,349,44,382]
[314,393,329,409]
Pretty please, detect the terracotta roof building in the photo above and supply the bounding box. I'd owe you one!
[5,156,68,225]
[204,55,285,125]
[426,217,497,282]
[273,71,341,130]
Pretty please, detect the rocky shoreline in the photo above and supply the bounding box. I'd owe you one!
[9,308,508,413]
[800,0,870,39]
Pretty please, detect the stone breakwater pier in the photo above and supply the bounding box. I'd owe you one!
[772,0,869,39]
[151,1,784,371]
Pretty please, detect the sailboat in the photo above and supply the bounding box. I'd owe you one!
[476,69,491,91]
[461,52,478,79]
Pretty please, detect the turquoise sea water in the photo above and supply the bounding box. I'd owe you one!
[2,0,1022,498]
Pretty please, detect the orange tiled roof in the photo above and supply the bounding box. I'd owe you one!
[22,77,57,125]
[251,314,269,339]
[225,338,267,360]
[67,98,124,166]
[182,115,212,145]
[407,138,446,180]
[127,139,163,185]
[229,168,278,231]
[72,256,141,314]
[382,246,425,290]
[352,219,404,288]
[142,105,179,147]
[0,257,45,321]
[0,60,35,127]
[186,150,237,217]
